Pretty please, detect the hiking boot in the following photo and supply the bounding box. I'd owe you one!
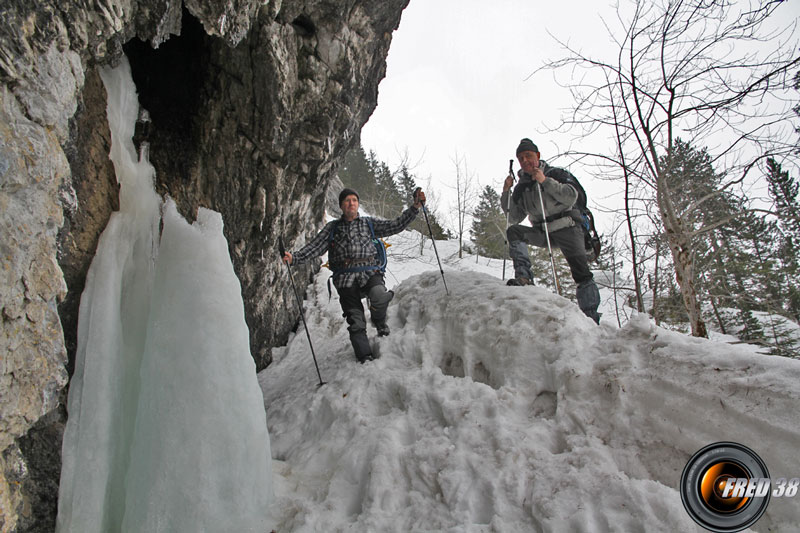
[358,354,375,364]
[375,322,390,337]
[506,277,533,286]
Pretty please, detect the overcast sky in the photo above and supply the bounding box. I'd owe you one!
[360,0,625,228]
[359,0,800,234]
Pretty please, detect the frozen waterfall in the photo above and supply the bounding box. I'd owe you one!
[56,57,273,532]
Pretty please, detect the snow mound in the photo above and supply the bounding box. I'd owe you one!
[260,269,800,532]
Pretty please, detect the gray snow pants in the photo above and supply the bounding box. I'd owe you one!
[507,224,601,324]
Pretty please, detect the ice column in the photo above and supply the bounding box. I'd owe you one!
[57,57,272,532]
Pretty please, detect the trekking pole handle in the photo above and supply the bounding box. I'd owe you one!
[279,236,293,265]
[504,160,515,193]
[414,187,424,205]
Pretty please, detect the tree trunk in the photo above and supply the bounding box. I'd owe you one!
[665,228,707,337]
[652,239,660,325]
[703,272,726,334]
[624,164,645,312]
[658,170,707,337]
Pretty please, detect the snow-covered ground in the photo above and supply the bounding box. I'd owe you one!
[61,52,800,533]
[259,227,800,532]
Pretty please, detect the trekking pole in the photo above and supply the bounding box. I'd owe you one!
[416,188,449,295]
[502,159,514,280]
[537,182,561,295]
[279,237,326,387]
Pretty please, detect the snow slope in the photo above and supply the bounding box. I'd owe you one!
[259,229,800,532]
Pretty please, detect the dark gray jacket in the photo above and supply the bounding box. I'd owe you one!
[500,161,578,232]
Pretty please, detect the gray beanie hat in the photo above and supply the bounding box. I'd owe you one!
[516,138,539,155]
[338,188,360,206]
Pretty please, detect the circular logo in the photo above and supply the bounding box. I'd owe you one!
[680,442,771,532]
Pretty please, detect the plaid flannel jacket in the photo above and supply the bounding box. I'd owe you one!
[292,206,419,289]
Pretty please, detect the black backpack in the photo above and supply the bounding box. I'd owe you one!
[542,165,602,262]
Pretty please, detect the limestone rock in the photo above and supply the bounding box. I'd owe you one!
[0,0,409,530]
[0,84,69,533]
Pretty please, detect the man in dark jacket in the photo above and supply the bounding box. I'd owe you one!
[500,138,601,324]
[283,187,425,362]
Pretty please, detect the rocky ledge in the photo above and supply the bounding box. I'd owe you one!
[0,0,408,530]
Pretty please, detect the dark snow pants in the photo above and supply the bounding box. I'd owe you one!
[336,273,393,362]
[507,224,601,324]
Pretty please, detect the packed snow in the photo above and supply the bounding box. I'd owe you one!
[52,53,800,533]
[57,58,272,532]
[260,229,800,532]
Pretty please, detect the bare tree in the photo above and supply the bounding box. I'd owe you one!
[540,0,799,337]
[415,174,447,255]
[448,151,479,259]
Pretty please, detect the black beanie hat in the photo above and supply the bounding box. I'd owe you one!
[339,188,359,206]
[516,138,539,155]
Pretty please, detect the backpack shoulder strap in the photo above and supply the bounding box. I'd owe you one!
[327,220,340,246]
[545,166,574,186]
[368,218,388,272]
[546,167,587,211]
[365,217,376,238]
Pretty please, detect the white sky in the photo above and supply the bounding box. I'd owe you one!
[360,0,627,229]
[360,0,800,235]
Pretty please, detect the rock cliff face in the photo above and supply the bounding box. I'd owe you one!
[0,0,408,530]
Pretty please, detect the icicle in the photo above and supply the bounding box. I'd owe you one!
[57,55,273,533]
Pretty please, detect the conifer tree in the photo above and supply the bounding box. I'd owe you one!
[527,247,575,297]
[338,145,376,202]
[395,165,418,202]
[470,186,507,259]
[339,144,449,243]
[764,316,799,358]
[656,139,741,330]
[737,307,767,345]
[367,151,403,218]
[766,158,800,323]
[394,164,448,239]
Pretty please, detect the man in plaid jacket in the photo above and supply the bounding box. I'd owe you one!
[283,187,426,363]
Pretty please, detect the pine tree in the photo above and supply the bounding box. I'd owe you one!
[338,145,376,202]
[647,231,684,326]
[341,144,449,249]
[366,151,403,218]
[470,186,507,259]
[526,246,575,297]
[395,165,418,204]
[737,307,767,345]
[766,158,800,323]
[656,139,740,331]
[649,146,800,354]
[393,164,448,240]
[765,315,799,358]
